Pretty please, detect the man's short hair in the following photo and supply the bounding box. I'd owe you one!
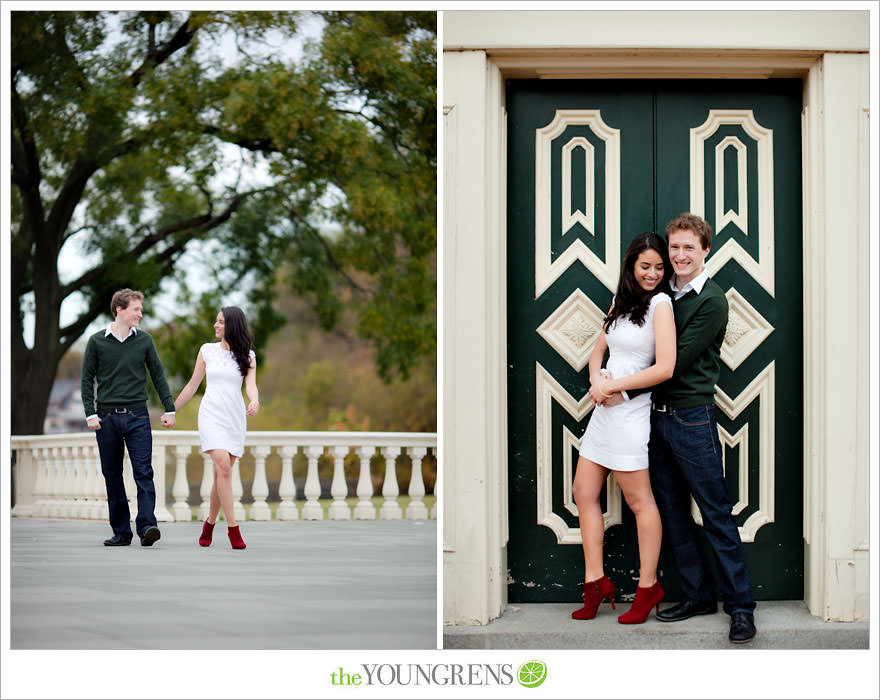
[665,212,713,250]
[110,289,144,317]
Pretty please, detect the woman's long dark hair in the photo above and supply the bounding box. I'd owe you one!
[221,306,253,377]
[603,232,673,332]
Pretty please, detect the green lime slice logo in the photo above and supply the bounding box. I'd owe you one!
[517,660,547,688]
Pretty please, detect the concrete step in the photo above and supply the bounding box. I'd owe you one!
[443,601,868,649]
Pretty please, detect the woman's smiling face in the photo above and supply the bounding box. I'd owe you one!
[634,248,665,292]
[214,312,225,339]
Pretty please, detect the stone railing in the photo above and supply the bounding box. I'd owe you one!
[10,431,437,522]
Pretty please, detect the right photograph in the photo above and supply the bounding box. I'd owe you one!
[441,9,871,652]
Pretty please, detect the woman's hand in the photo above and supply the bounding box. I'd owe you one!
[247,400,260,416]
[602,377,620,395]
[588,371,614,405]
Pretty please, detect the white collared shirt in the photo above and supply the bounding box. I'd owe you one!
[106,323,137,343]
[671,267,710,300]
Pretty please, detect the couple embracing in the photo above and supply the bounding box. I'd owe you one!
[80,289,259,551]
[571,213,757,644]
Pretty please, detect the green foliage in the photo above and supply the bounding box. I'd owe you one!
[11,10,436,434]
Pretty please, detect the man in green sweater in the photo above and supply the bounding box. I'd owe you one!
[606,213,756,643]
[80,289,176,547]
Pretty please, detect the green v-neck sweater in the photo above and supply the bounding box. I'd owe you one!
[652,277,729,408]
[80,329,175,415]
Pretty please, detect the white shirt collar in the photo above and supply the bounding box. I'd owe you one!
[106,323,138,342]
[671,267,710,299]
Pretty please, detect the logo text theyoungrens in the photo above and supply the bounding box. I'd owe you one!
[330,664,516,687]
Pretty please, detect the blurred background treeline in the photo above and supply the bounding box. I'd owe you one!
[55,284,436,434]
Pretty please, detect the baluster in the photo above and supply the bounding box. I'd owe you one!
[276,445,299,520]
[72,445,90,518]
[81,444,96,519]
[379,446,402,520]
[430,452,437,520]
[172,445,192,521]
[301,445,324,520]
[86,444,105,520]
[250,446,272,520]
[48,446,66,517]
[198,452,214,521]
[60,446,77,517]
[231,456,246,522]
[405,447,429,520]
[328,445,352,520]
[33,446,51,517]
[80,444,96,518]
[55,446,68,517]
[353,446,377,520]
[153,442,172,522]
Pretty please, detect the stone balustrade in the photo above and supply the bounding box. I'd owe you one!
[10,431,437,522]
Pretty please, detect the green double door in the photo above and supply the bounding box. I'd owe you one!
[506,79,804,602]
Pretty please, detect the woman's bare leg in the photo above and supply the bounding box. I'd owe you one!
[572,456,610,582]
[614,469,662,587]
[208,450,238,527]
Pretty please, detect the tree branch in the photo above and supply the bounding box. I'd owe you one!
[129,15,197,88]
[201,123,280,153]
[10,83,45,253]
[58,191,252,301]
[48,15,90,94]
[44,157,100,251]
[58,292,107,349]
[294,213,366,294]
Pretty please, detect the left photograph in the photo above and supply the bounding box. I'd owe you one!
[8,9,437,650]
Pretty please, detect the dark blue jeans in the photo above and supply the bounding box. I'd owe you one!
[649,404,756,616]
[94,407,157,539]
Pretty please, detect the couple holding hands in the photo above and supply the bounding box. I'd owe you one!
[80,289,259,551]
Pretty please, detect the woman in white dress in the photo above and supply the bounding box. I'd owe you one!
[174,306,259,549]
[571,233,676,624]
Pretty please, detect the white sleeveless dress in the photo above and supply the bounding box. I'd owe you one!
[198,342,255,457]
[579,293,672,471]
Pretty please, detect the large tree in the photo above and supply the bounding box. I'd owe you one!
[10,10,436,434]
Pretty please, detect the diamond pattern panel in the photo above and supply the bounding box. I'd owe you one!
[722,288,774,370]
[536,289,606,372]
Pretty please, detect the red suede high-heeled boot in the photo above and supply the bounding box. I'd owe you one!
[571,575,616,620]
[198,520,214,547]
[228,525,246,550]
[617,581,664,624]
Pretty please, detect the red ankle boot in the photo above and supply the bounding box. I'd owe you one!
[228,525,246,550]
[198,520,214,547]
[617,581,664,624]
[571,575,616,620]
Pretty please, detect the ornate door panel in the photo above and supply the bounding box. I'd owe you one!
[507,80,803,603]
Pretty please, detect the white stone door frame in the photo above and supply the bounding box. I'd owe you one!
[442,48,870,624]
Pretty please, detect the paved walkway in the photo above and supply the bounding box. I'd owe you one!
[10,518,437,650]
[444,600,870,650]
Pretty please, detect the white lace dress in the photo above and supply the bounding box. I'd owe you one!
[579,293,672,471]
[198,342,255,457]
